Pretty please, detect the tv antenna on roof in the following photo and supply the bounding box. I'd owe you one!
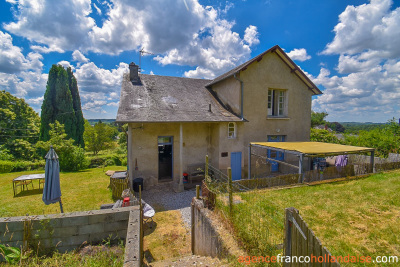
[139,47,154,72]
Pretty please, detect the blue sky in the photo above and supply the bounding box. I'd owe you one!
[1,0,399,122]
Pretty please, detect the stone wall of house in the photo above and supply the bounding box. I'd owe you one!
[211,51,314,174]
[0,206,140,255]
[128,122,219,187]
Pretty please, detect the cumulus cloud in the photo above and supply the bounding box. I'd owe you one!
[322,0,400,58]
[4,0,259,79]
[312,0,400,122]
[57,61,74,69]
[287,48,311,62]
[0,31,43,74]
[74,62,128,93]
[244,25,260,47]
[4,0,95,53]
[72,50,89,63]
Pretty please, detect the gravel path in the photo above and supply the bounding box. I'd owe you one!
[141,183,196,228]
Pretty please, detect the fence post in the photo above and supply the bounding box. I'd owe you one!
[196,185,200,199]
[370,150,375,173]
[191,199,195,254]
[227,167,233,217]
[139,184,143,264]
[205,155,209,179]
[284,207,293,267]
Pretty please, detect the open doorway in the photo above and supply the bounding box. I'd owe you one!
[158,136,173,181]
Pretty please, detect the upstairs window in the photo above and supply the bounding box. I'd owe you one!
[228,122,236,139]
[268,89,287,117]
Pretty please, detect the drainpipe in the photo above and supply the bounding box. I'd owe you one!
[234,73,244,120]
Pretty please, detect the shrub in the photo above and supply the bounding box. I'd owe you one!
[0,160,45,173]
[0,160,14,173]
[36,121,89,172]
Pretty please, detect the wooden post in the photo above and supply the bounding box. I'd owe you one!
[139,185,142,208]
[248,144,251,179]
[196,185,200,199]
[205,155,209,179]
[127,124,133,187]
[284,207,293,267]
[298,154,304,183]
[178,123,184,192]
[370,150,375,173]
[227,167,233,217]
[191,200,195,254]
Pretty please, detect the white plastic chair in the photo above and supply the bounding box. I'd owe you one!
[142,200,155,228]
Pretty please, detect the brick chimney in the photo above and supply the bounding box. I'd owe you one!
[129,62,139,81]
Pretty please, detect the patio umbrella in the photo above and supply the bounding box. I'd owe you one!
[42,146,64,213]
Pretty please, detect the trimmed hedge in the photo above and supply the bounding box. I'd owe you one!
[87,154,127,168]
[0,160,46,173]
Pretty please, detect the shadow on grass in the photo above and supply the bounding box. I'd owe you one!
[14,188,43,197]
[143,249,155,264]
[143,222,157,236]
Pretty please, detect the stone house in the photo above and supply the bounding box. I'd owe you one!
[116,45,322,190]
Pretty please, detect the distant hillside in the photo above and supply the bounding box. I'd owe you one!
[87,119,116,126]
[340,122,385,134]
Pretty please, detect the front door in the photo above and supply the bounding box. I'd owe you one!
[267,135,285,172]
[158,136,173,180]
[231,152,242,181]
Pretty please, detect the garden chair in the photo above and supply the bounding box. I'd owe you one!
[142,200,155,228]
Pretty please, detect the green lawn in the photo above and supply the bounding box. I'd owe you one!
[0,166,126,217]
[224,170,400,266]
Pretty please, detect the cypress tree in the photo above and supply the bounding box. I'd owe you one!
[40,65,76,143]
[67,67,85,147]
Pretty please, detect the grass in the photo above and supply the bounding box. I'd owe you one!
[221,170,400,266]
[0,166,127,217]
[143,205,191,264]
[2,244,125,267]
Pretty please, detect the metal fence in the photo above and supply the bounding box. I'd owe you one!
[203,156,285,260]
[202,153,400,264]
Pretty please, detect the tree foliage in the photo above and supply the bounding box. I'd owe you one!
[0,90,40,160]
[36,121,88,171]
[344,118,400,157]
[40,65,84,147]
[311,111,328,128]
[67,67,85,147]
[84,120,117,155]
[310,128,342,144]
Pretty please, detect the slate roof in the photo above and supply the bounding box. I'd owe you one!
[206,45,322,95]
[116,73,242,123]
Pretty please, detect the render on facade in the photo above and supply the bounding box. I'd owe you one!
[116,45,322,191]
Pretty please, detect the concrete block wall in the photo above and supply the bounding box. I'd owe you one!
[0,206,140,254]
[191,198,234,259]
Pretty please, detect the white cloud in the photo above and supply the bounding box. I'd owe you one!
[322,0,400,58]
[107,101,119,107]
[312,62,400,121]
[4,0,95,53]
[82,100,107,111]
[3,0,259,79]
[312,0,400,122]
[287,48,311,62]
[0,31,43,74]
[72,50,89,63]
[93,3,102,15]
[30,45,64,54]
[57,60,74,69]
[244,25,260,47]
[74,62,128,93]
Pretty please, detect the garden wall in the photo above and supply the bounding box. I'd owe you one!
[0,206,140,255]
[191,197,243,260]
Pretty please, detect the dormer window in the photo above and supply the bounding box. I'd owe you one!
[268,89,287,117]
[228,122,236,139]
